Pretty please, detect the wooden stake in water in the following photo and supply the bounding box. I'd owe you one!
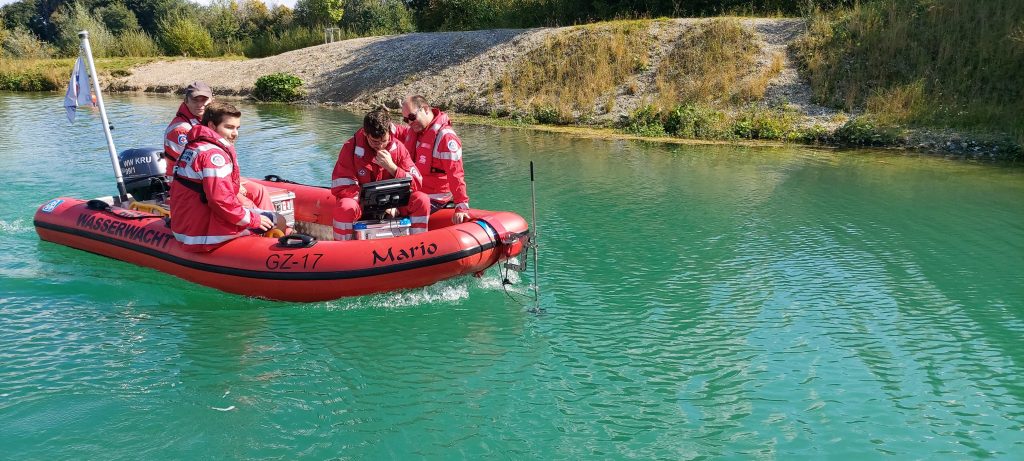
[79,30,127,203]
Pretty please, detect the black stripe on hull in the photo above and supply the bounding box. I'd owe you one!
[34,220,497,281]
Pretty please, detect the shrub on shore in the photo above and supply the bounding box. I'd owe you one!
[832,117,904,146]
[626,104,806,142]
[253,73,305,102]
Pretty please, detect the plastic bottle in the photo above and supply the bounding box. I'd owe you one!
[353,222,367,240]
[399,217,411,236]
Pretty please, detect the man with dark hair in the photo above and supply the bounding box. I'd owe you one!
[169,102,286,252]
[330,108,430,241]
[397,95,471,223]
[164,81,271,210]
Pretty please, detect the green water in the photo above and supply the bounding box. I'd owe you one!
[2,92,1023,459]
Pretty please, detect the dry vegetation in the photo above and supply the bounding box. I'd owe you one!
[493,20,652,123]
[653,19,768,109]
[794,0,1024,142]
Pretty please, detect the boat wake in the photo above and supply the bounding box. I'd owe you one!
[0,219,32,235]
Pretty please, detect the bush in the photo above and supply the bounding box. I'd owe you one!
[833,117,904,146]
[158,14,215,57]
[792,124,831,144]
[0,72,59,91]
[115,30,160,57]
[731,107,796,140]
[625,105,666,137]
[245,27,324,58]
[253,73,305,101]
[664,104,727,138]
[532,105,561,125]
[2,27,55,59]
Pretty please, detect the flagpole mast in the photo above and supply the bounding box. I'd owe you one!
[79,30,128,203]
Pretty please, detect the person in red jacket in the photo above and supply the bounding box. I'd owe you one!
[164,81,211,174]
[164,81,272,210]
[331,108,430,241]
[396,95,471,224]
[169,102,285,252]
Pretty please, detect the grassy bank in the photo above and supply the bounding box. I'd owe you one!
[490,20,652,124]
[793,0,1024,145]
[0,56,245,92]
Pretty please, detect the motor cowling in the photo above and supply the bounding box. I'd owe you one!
[119,147,169,201]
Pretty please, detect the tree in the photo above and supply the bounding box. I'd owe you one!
[157,13,213,56]
[96,1,140,34]
[294,0,343,28]
[123,0,189,35]
[342,0,413,36]
[268,4,295,33]
[204,0,241,42]
[50,1,116,56]
[237,0,271,36]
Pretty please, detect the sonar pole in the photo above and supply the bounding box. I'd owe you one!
[79,30,128,204]
[529,161,541,311]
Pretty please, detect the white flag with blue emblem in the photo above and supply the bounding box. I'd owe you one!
[63,56,92,123]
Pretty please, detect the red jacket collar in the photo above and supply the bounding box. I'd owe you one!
[428,108,451,130]
[176,103,200,124]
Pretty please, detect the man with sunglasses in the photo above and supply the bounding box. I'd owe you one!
[397,95,471,224]
[330,108,430,241]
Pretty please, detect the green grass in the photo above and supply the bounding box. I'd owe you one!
[793,0,1024,142]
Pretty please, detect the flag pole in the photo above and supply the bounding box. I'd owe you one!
[79,30,128,203]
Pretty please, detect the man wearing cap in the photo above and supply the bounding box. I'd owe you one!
[164,81,212,174]
[395,95,471,224]
[164,81,272,210]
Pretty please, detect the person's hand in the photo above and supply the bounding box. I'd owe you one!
[375,149,397,173]
[384,208,398,218]
[238,183,248,197]
[453,210,471,224]
[257,214,274,232]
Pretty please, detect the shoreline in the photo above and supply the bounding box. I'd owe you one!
[4,16,1019,161]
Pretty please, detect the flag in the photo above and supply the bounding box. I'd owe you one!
[64,56,92,123]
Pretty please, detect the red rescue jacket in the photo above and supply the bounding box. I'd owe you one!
[169,125,261,252]
[331,126,423,200]
[164,103,200,170]
[396,109,470,209]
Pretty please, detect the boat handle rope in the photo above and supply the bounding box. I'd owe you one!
[263,174,329,190]
[277,233,317,248]
[86,199,157,220]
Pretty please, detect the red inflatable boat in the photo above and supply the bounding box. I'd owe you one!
[33,177,529,302]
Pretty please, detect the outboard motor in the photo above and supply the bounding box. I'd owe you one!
[119,147,169,202]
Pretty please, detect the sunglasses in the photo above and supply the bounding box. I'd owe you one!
[403,108,420,123]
